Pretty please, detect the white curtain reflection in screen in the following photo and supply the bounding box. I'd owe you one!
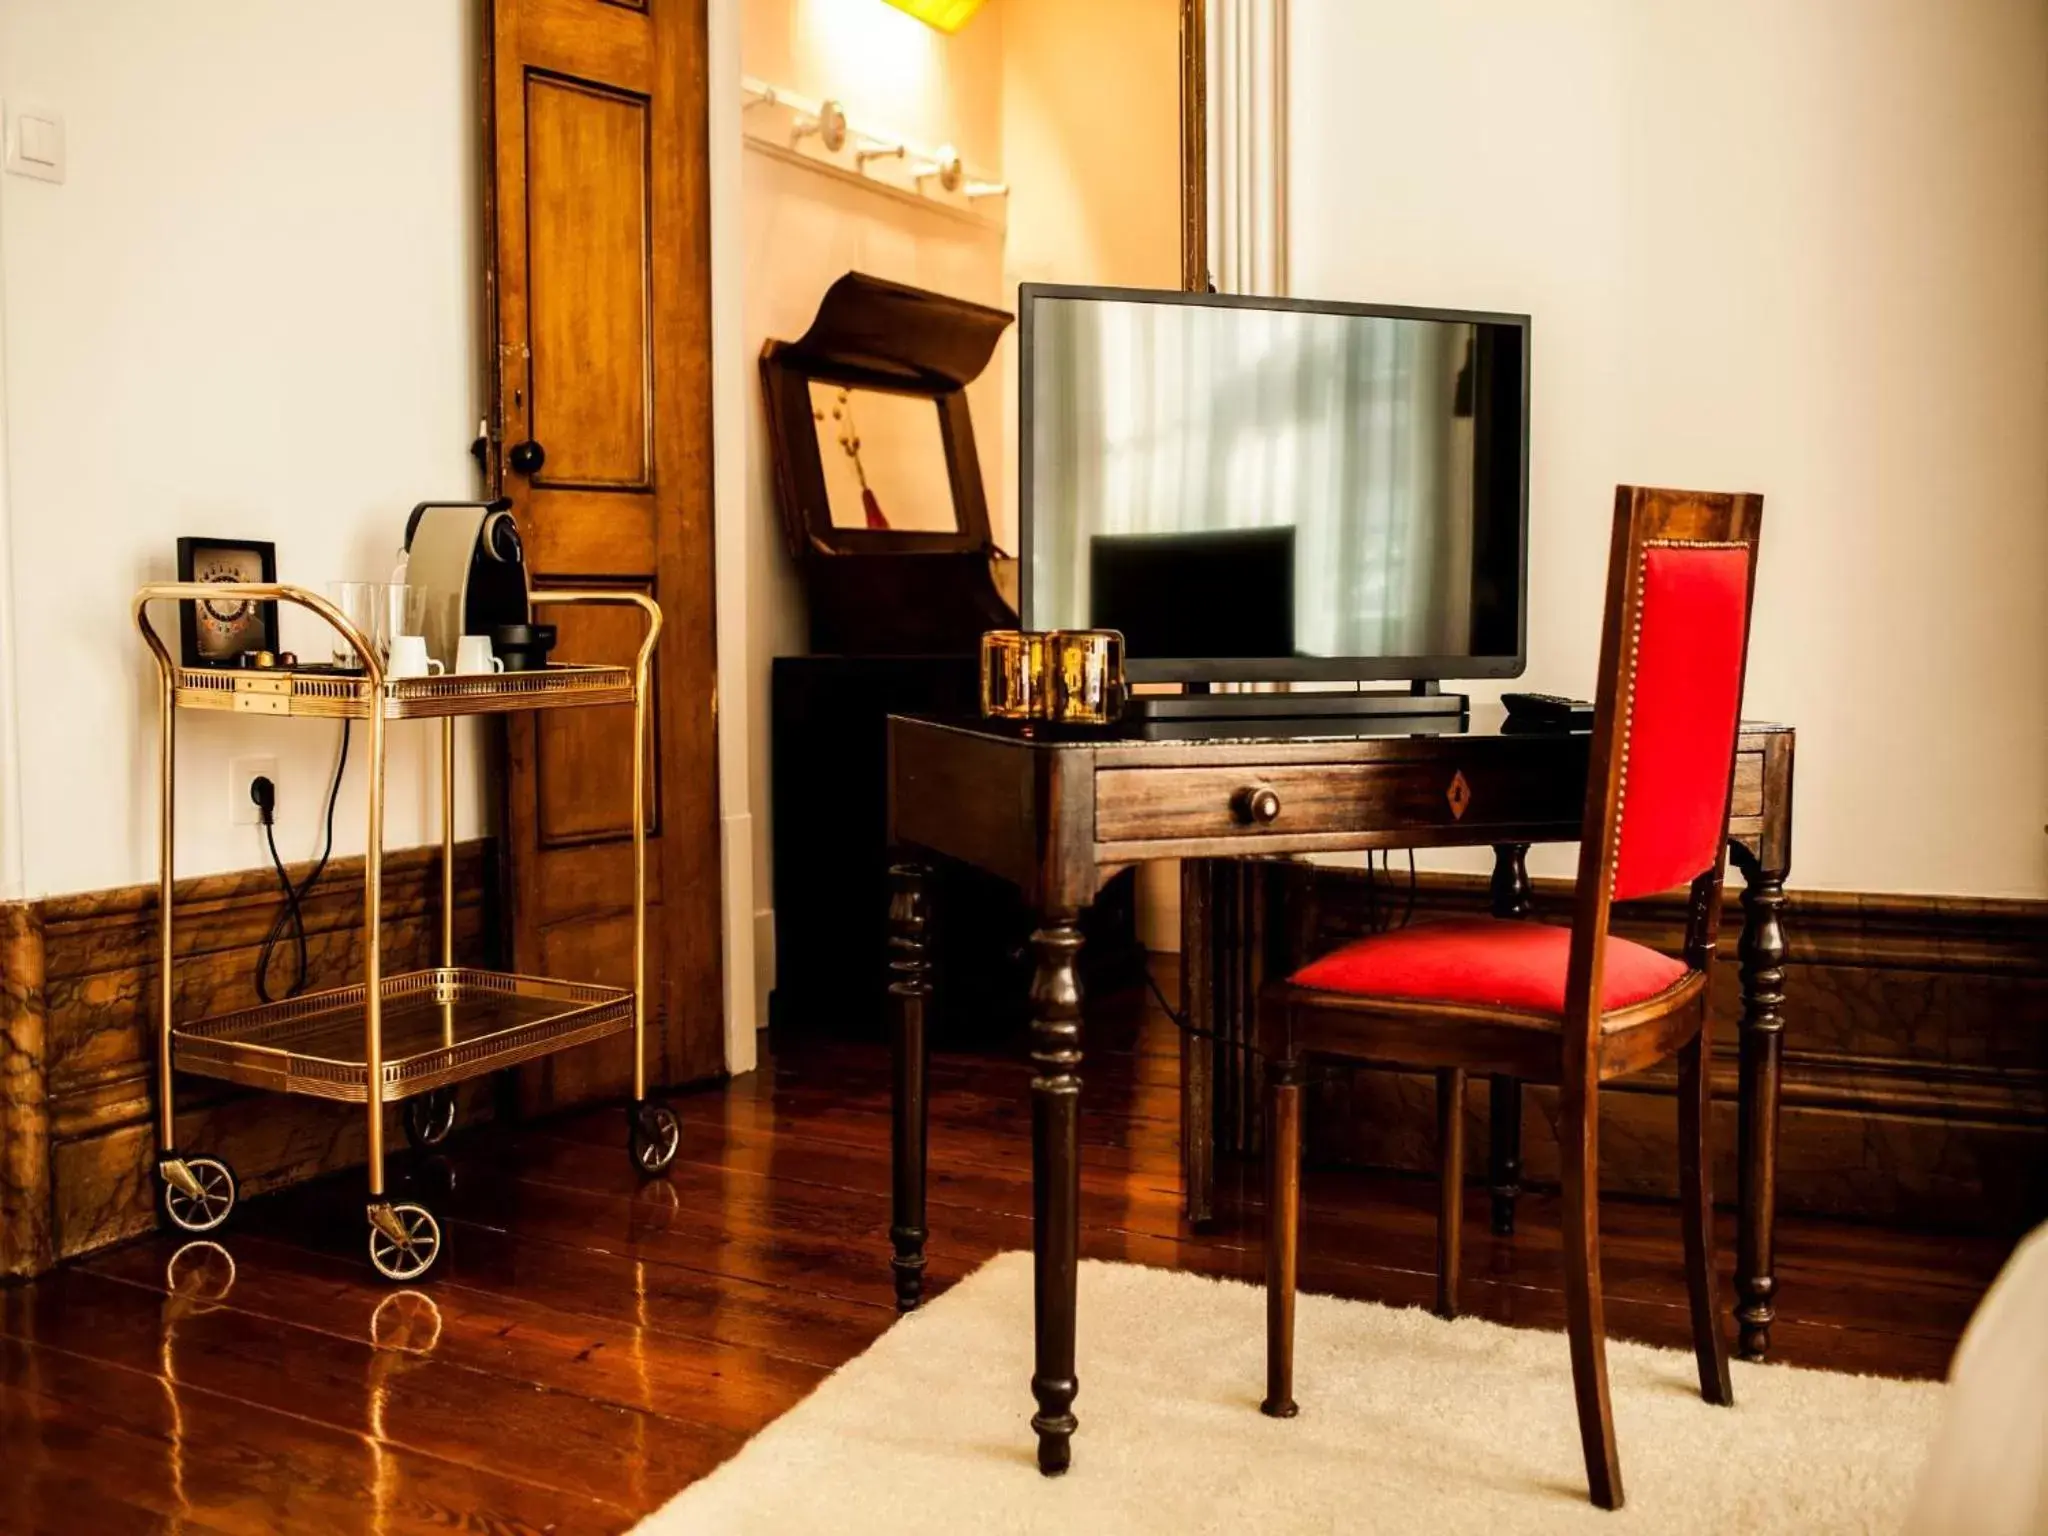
[1030,299,1476,657]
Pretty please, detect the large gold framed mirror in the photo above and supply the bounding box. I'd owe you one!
[1180,0,1208,292]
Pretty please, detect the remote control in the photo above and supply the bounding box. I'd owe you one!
[1502,691,1594,727]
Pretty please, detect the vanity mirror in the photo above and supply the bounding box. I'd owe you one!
[807,380,958,534]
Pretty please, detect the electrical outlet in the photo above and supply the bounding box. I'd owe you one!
[230,756,279,826]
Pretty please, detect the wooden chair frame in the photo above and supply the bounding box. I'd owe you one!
[1258,485,1764,1511]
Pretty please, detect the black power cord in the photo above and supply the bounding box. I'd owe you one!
[1142,965,1249,1050]
[253,721,352,1003]
[1360,849,1421,936]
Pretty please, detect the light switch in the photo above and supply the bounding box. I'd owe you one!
[5,102,65,183]
[20,116,57,164]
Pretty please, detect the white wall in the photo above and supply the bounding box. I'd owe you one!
[999,0,1183,543]
[0,0,487,899]
[0,137,21,900]
[1001,0,1181,293]
[1287,0,2048,898]
[748,0,1005,168]
[739,0,1009,1022]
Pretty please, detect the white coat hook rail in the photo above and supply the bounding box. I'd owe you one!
[738,74,1008,222]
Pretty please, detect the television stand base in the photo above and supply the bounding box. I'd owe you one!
[1127,684,1469,728]
[1130,688,1466,724]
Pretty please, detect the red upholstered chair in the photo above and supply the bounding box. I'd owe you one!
[1258,486,1764,1511]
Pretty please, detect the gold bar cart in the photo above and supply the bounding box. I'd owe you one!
[133,582,667,1282]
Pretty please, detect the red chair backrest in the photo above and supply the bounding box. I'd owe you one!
[1610,540,1756,901]
[1558,487,1763,1047]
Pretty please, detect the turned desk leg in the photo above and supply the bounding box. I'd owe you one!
[1029,912,1085,1476]
[1488,843,1533,1236]
[887,862,932,1313]
[1262,1054,1303,1419]
[1732,848,1789,1362]
[1180,859,1217,1229]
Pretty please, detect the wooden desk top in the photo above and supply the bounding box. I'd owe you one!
[888,708,1794,911]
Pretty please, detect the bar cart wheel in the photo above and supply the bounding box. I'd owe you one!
[158,1155,238,1234]
[367,1201,443,1282]
[630,1100,680,1176]
[402,1088,458,1151]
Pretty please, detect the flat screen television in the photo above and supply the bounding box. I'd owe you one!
[1020,285,1530,687]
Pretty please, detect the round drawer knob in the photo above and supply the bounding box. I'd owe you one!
[1236,785,1282,825]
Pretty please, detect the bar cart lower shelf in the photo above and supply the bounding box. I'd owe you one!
[136,581,672,1282]
[172,968,636,1103]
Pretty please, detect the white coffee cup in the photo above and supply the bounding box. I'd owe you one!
[454,635,505,675]
[387,634,445,681]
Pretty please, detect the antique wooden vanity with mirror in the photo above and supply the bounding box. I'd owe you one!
[759,270,1017,652]
[762,271,1144,1042]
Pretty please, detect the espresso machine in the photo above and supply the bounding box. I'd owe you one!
[402,498,546,668]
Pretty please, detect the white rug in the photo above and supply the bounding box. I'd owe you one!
[639,1252,1943,1534]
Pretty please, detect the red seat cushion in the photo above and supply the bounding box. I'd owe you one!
[1288,918,1689,1018]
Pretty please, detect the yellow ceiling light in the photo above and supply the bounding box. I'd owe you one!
[881,0,990,33]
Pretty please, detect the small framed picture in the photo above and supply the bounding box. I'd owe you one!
[176,537,280,668]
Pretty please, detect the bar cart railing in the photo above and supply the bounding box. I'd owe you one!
[133,582,671,1281]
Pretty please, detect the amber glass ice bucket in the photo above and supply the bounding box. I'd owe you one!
[979,629,1127,729]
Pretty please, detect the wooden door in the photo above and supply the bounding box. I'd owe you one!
[485,0,723,1104]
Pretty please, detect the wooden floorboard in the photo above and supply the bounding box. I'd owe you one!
[0,981,2016,1533]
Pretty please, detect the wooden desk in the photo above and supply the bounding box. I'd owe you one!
[885,710,1795,1476]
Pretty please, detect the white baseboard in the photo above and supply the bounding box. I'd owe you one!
[719,809,759,1077]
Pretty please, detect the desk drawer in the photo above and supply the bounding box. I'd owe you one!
[1094,757,1581,844]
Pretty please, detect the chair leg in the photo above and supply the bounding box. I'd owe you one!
[1262,1056,1303,1419]
[1680,1025,1735,1406]
[1435,1068,1465,1320]
[1560,1085,1624,1510]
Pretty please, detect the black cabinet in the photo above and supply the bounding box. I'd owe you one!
[769,655,1136,1042]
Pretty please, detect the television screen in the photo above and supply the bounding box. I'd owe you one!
[1021,286,1528,683]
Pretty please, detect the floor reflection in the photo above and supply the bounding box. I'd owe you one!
[627,1170,681,1514]
[159,1240,238,1534]
[366,1288,444,1536]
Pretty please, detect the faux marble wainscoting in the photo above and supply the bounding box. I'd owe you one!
[0,906,52,1277]
[1301,870,2048,1235]
[0,841,498,1279]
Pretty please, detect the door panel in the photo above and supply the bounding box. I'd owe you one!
[525,76,653,490]
[519,489,655,571]
[527,915,646,1115]
[488,0,722,1108]
[536,601,661,848]
[523,0,654,86]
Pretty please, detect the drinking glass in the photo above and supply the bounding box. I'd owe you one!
[383,584,425,642]
[328,582,381,670]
